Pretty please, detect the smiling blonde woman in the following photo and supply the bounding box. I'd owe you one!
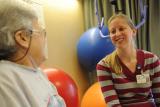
[97,13,160,107]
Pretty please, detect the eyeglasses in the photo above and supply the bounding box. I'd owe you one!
[29,29,46,38]
[14,28,47,38]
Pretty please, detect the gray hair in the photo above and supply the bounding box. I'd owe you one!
[0,0,38,59]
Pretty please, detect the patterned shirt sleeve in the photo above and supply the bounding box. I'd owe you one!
[49,84,66,107]
[151,55,160,106]
[96,60,122,107]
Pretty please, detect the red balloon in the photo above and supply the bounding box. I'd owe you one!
[44,68,79,107]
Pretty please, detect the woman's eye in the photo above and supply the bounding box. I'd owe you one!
[119,27,126,31]
[110,30,116,34]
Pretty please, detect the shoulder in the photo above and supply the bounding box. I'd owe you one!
[97,57,110,68]
[0,60,22,74]
[97,51,115,66]
[0,60,15,77]
[0,60,30,83]
[139,50,159,65]
[97,56,112,71]
[0,61,21,105]
[139,50,159,60]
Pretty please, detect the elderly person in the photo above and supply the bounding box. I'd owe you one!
[0,0,66,107]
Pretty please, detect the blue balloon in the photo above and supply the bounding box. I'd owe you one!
[77,26,115,71]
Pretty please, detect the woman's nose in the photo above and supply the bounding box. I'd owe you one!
[115,30,121,36]
[110,30,121,38]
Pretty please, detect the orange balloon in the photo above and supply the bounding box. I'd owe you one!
[81,82,108,107]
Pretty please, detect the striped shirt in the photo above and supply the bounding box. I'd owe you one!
[97,50,160,107]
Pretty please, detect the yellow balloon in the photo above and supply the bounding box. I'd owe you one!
[81,82,108,107]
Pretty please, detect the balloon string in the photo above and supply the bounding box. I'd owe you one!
[135,0,147,29]
[95,0,110,38]
[95,0,101,29]
[95,0,147,37]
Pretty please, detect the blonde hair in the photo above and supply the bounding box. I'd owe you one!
[103,51,122,74]
[105,13,136,74]
[108,13,136,30]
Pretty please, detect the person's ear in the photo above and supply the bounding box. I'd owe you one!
[132,28,137,37]
[14,30,31,49]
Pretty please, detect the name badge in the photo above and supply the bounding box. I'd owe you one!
[136,74,150,84]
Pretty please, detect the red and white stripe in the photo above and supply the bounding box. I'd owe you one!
[97,50,160,107]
